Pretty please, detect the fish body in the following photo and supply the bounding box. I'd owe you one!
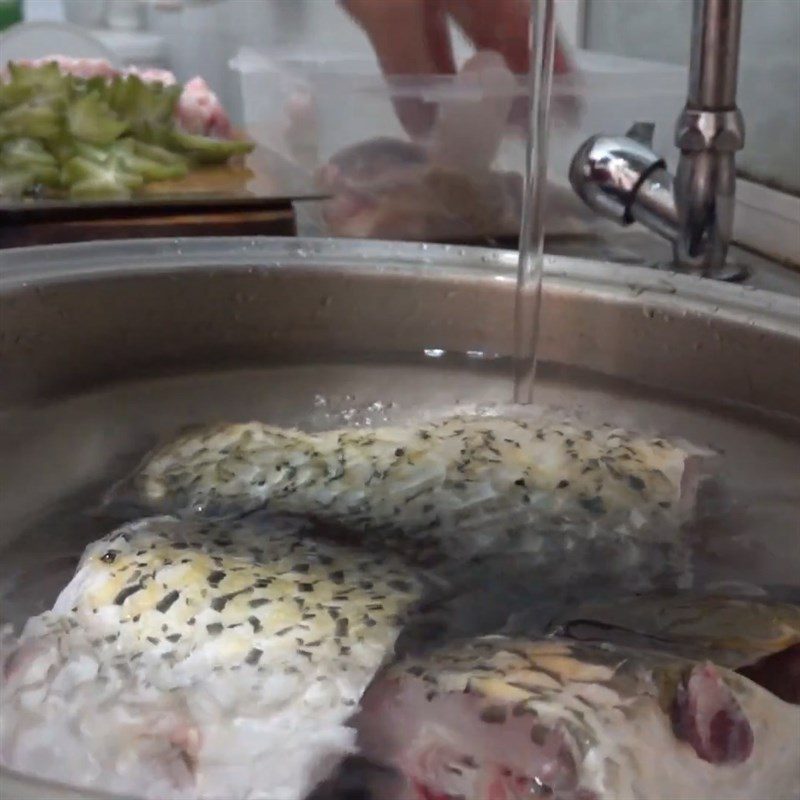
[356,636,800,800]
[550,592,800,704]
[105,416,713,560]
[1,516,422,800]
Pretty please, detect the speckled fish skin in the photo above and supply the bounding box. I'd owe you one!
[52,515,421,670]
[356,636,800,800]
[1,516,423,800]
[105,416,713,548]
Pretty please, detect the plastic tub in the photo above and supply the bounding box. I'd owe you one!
[230,47,686,242]
[232,47,685,169]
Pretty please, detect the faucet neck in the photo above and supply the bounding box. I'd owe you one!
[687,0,743,110]
[673,0,745,274]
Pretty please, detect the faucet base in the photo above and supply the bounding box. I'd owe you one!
[653,259,749,282]
[673,107,745,274]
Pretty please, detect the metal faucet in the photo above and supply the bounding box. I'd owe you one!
[569,0,745,277]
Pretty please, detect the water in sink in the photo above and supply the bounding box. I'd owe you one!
[1,355,798,799]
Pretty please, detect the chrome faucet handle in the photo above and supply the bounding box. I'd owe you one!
[568,123,666,227]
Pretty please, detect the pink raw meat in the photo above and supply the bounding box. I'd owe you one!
[2,56,232,138]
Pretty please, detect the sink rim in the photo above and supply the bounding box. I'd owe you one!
[1,236,797,330]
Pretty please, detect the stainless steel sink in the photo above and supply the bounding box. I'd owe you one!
[1,237,798,800]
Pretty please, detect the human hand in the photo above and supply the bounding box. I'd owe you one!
[340,0,571,136]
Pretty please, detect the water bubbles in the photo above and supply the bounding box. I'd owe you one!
[305,393,395,429]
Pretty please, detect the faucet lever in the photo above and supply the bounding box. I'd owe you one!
[568,125,667,229]
[625,122,656,148]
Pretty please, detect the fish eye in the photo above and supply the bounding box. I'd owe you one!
[100,550,118,564]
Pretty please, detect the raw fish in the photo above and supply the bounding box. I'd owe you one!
[1,515,422,800]
[356,636,800,800]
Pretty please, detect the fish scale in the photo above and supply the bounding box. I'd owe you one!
[106,417,715,554]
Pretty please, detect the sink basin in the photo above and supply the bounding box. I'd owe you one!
[1,237,798,800]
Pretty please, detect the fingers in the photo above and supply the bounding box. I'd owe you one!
[340,0,576,137]
[446,0,573,76]
[446,0,531,74]
[340,0,456,136]
[341,0,455,75]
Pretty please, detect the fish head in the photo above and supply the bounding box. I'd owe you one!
[51,518,177,617]
[359,636,765,800]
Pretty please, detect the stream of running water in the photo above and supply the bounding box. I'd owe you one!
[513,0,556,404]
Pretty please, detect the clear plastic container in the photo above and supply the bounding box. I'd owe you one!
[230,46,687,243]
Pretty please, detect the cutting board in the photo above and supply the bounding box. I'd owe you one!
[0,146,323,247]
